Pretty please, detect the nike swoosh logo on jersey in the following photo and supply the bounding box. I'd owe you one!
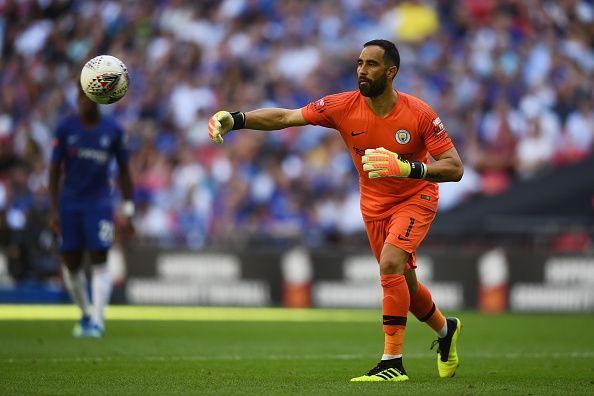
[397,235,409,241]
[351,131,367,136]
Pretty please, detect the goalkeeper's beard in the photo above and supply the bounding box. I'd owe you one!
[358,73,388,97]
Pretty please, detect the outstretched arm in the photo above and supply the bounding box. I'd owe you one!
[208,108,307,144]
[244,108,307,130]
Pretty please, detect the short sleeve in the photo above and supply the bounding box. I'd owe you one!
[300,93,350,130]
[50,121,66,163]
[420,109,454,157]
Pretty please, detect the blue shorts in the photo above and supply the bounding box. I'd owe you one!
[59,204,113,252]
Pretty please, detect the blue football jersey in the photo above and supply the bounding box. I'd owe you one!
[51,114,129,207]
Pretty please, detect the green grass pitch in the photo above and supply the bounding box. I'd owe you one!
[0,306,593,395]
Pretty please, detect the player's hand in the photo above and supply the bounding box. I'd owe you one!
[361,147,427,179]
[208,111,235,144]
[48,209,61,236]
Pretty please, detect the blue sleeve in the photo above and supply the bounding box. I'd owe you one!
[113,123,129,166]
[50,121,66,163]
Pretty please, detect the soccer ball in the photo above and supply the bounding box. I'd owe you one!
[80,55,129,104]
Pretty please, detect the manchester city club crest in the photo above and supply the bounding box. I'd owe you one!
[395,129,410,144]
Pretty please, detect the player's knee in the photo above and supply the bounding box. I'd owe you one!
[379,257,406,275]
[379,245,410,275]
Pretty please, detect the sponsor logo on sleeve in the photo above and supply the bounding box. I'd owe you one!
[432,117,445,135]
[313,98,325,111]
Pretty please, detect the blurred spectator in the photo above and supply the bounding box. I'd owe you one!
[557,97,594,163]
[0,0,593,267]
[515,118,556,179]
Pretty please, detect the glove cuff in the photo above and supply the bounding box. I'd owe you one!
[230,111,246,130]
[408,161,427,179]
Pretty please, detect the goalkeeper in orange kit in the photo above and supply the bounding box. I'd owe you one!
[209,39,464,382]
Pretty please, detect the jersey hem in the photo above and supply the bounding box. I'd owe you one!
[361,194,438,222]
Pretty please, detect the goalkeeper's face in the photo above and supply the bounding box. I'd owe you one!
[357,46,395,98]
[358,71,388,97]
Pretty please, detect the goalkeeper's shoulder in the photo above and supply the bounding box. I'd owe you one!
[313,90,359,111]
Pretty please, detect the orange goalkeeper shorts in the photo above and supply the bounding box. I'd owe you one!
[364,198,436,270]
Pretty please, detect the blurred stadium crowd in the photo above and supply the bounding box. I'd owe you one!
[0,0,593,269]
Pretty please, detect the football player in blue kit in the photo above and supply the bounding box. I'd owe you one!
[48,87,135,337]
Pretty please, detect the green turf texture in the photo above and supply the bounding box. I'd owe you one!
[1,307,593,395]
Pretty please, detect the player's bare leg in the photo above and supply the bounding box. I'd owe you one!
[406,269,462,377]
[351,244,410,382]
[89,250,111,337]
[61,251,93,337]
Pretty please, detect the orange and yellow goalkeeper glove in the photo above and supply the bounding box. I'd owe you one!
[208,111,245,144]
[361,147,427,179]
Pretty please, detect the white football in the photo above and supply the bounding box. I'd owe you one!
[80,55,129,104]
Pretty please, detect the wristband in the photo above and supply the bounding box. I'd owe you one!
[408,161,427,179]
[122,200,135,217]
[230,111,246,130]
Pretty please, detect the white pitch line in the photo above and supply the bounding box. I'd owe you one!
[1,351,593,364]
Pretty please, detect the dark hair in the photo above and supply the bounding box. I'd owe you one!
[363,39,400,70]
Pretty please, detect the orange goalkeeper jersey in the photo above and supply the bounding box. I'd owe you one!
[301,90,453,221]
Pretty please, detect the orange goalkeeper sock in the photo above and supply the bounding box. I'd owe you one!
[410,282,447,338]
[381,274,410,357]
